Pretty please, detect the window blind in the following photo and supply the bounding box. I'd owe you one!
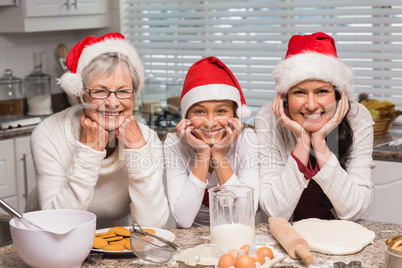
[120,0,402,122]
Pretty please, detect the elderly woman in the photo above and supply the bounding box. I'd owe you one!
[255,32,374,221]
[25,32,169,228]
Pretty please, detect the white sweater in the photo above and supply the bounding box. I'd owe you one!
[255,102,375,221]
[26,105,169,229]
[164,128,260,228]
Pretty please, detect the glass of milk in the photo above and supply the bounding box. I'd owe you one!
[209,185,255,252]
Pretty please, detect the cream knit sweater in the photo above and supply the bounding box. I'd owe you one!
[255,101,375,221]
[26,105,169,228]
[164,128,260,228]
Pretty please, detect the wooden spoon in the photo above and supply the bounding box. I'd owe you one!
[56,43,68,71]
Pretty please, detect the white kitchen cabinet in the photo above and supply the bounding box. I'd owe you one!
[372,160,402,224]
[0,136,36,214]
[14,136,36,212]
[0,0,109,32]
[0,139,17,214]
[0,0,17,6]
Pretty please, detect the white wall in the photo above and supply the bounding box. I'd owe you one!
[0,1,120,95]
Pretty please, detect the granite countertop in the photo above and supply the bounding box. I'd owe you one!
[0,219,400,267]
[372,126,402,162]
[0,214,11,221]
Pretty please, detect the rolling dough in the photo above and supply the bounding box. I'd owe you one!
[293,218,375,255]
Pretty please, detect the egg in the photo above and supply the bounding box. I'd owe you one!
[230,249,239,260]
[251,252,265,265]
[256,246,274,260]
[218,253,236,268]
[240,244,249,255]
[235,254,254,268]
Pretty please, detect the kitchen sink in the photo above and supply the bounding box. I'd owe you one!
[0,218,12,247]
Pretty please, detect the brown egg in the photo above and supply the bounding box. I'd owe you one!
[235,254,255,268]
[257,246,274,260]
[251,252,265,265]
[240,244,249,255]
[230,249,239,260]
[218,253,236,268]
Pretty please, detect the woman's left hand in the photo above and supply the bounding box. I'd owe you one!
[115,116,147,149]
[311,92,349,143]
[211,117,244,157]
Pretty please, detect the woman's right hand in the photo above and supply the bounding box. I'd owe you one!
[176,119,211,155]
[272,94,311,163]
[272,94,310,140]
[79,112,109,151]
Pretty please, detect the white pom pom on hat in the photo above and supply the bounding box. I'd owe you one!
[57,32,144,98]
[180,56,251,119]
[273,32,354,100]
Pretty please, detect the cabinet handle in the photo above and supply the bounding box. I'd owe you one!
[64,0,70,10]
[21,154,28,200]
[71,0,77,10]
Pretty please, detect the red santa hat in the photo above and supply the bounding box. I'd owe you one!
[58,32,144,98]
[180,56,251,119]
[273,32,354,99]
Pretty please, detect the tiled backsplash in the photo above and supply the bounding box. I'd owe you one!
[0,1,120,98]
[0,31,97,96]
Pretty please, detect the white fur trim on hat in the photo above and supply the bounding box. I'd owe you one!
[59,38,144,98]
[273,52,354,100]
[57,72,83,98]
[237,105,251,119]
[181,84,250,118]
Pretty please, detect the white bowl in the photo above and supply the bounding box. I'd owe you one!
[10,209,96,268]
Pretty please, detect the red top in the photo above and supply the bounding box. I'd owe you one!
[202,188,209,208]
[291,152,335,221]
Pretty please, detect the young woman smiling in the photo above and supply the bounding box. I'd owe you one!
[255,33,374,221]
[164,57,259,228]
[25,33,169,228]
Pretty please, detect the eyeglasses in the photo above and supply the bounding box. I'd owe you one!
[83,87,134,100]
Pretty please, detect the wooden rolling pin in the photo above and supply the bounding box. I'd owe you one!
[268,217,313,263]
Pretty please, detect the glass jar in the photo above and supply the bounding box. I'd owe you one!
[166,76,183,114]
[24,66,52,116]
[141,73,163,114]
[0,69,24,115]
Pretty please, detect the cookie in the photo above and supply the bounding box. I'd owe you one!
[103,244,125,251]
[105,236,123,242]
[98,233,116,239]
[93,237,108,249]
[109,238,130,246]
[110,226,131,237]
[95,231,111,237]
[125,240,131,250]
[133,235,153,250]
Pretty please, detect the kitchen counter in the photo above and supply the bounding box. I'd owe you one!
[373,125,402,162]
[0,124,37,140]
[0,219,400,267]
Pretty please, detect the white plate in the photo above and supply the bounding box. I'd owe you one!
[92,226,175,254]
